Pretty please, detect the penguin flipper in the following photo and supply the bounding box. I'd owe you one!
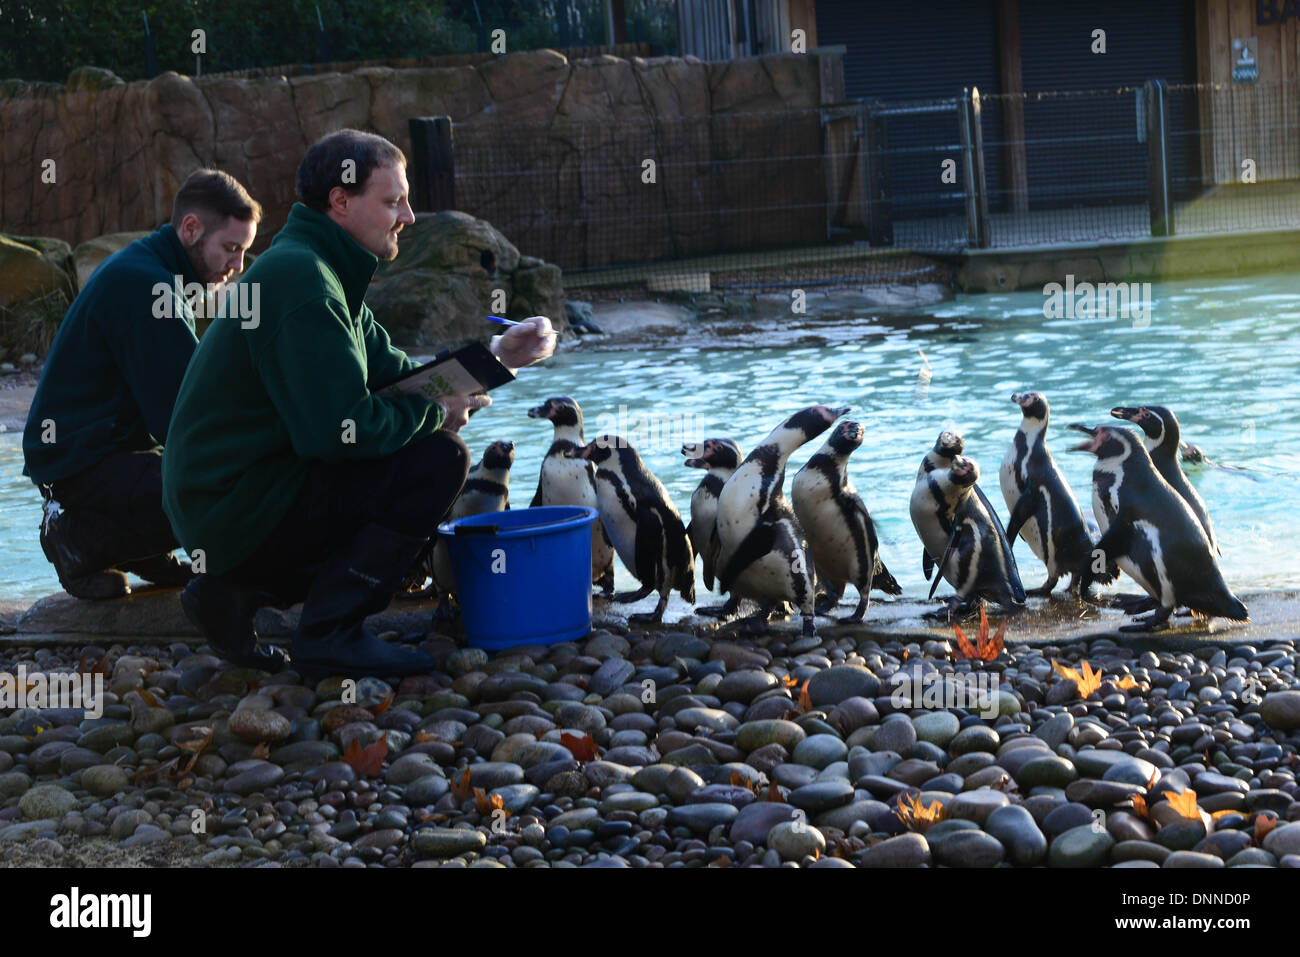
[1004,486,1043,552]
[1083,515,1136,593]
[718,523,778,593]
[927,523,963,601]
[633,506,668,591]
[704,526,721,591]
[922,549,935,581]
[530,475,543,509]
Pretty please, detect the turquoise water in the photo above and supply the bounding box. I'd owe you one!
[3,271,1298,603]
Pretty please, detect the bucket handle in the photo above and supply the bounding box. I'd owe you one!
[454,524,501,536]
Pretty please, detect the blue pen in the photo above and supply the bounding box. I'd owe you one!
[486,315,523,327]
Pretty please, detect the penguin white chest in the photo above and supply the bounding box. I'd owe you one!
[716,465,768,548]
[541,455,597,508]
[594,476,638,568]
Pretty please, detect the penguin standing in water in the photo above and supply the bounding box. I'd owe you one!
[578,437,695,622]
[1069,424,1248,631]
[428,440,515,616]
[999,392,1107,596]
[713,405,849,636]
[792,420,901,621]
[910,430,1022,603]
[682,438,744,616]
[918,455,1026,620]
[528,396,616,596]
[1109,405,1219,554]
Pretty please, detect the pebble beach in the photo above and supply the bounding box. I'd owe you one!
[1,612,1298,869]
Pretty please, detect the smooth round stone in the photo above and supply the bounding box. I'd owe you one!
[946,789,1010,825]
[872,719,917,754]
[1016,755,1078,790]
[77,723,134,754]
[1034,713,1074,749]
[270,740,338,767]
[788,780,854,814]
[587,659,635,696]
[1260,691,1300,731]
[735,720,805,753]
[995,691,1022,718]
[674,707,739,734]
[491,784,540,814]
[814,799,889,832]
[601,791,659,813]
[949,725,999,756]
[986,804,1047,866]
[1112,840,1172,864]
[688,784,755,808]
[0,772,31,799]
[224,761,284,795]
[1049,825,1115,867]
[653,633,709,665]
[1263,822,1300,858]
[18,784,76,820]
[404,774,450,806]
[792,734,848,770]
[1072,748,1151,779]
[730,802,801,845]
[913,711,960,748]
[1042,803,1094,836]
[1164,850,1224,868]
[1155,822,1207,852]
[666,803,739,833]
[858,831,930,867]
[715,671,779,704]
[933,830,1004,868]
[665,767,707,803]
[1064,779,1145,807]
[1194,771,1249,796]
[767,820,826,860]
[228,708,291,744]
[947,752,997,777]
[807,666,879,706]
[1101,758,1159,787]
[81,764,129,797]
[467,762,525,790]
[413,828,486,857]
[922,773,964,793]
[131,708,175,736]
[386,753,441,786]
[1226,848,1277,867]
[514,742,574,769]
[550,807,599,830]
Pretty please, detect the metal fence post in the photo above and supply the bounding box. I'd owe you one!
[1145,79,1172,237]
[408,117,455,213]
[865,100,893,246]
[962,87,991,249]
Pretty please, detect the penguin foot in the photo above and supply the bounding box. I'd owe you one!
[801,616,817,637]
[630,595,670,624]
[433,598,459,622]
[1025,581,1058,598]
[695,598,740,618]
[1109,593,1159,614]
[612,585,654,604]
[814,597,839,616]
[1119,606,1173,632]
[838,597,869,623]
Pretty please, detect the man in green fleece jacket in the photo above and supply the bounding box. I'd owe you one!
[163,129,554,679]
[23,170,261,602]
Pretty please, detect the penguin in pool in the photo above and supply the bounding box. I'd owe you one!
[528,396,617,596]
[910,430,1023,607]
[427,440,515,617]
[1109,405,1219,554]
[791,419,901,621]
[578,437,695,622]
[1069,423,1248,631]
[917,455,1027,620]
[712,405,849,636]
[999,392,1111,597]
[682,437,744,616]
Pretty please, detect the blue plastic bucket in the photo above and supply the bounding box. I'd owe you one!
[438,505,598,651]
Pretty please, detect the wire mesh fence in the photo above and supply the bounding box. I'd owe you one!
[440,79,1300,294]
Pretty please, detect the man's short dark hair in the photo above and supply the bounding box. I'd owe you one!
[296,129,406,213]
[170,169,262,231]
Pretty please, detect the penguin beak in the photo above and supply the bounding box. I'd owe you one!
[527,404,550,419]
[831,407,852,418]
[684,457,707,469]
[575,444,593,460]
[1010,392,1022,404]
[1068,424,1102,453]
[681,442,702,456]
[1110,407,1140,423]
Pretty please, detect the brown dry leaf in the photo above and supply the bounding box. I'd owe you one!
[901,648,910,661]
[371,693,395,716]
[796,679,812,715]
[1255,815,1277,845]
[342,736,388,777]
[560,732,599,762]
[415,730,437,744]
[1146,769,1160,791]
[473,787,505,815]
[765,780,783,803]
[1209,809,1238,821]
[176,726,214,755]
[137,688,160,708]
[250,742,271,760]
[1116,675,1139,691]
[729,771,761,795]
[1131,793,1150,821]
[895,793,947,832]
[450,768,473,803]
[1163,788,1201,821]
[1051,659,1102,698]
[781,674,798,689]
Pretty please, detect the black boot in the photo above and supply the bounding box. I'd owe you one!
[290,523,436,681]
[180,575,289,672]
[121,552,197,588]
[39,499,131,600]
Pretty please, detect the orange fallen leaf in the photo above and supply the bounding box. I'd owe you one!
[138,688,160,708]
[781,674,798,688]
[1116,675,1139,691]
[765,780,783,803]
[952,605,1006,662]
[1131,794,1150,821]
[895,793,947,832]
[1209,809,1238,821]
[796,679,812,715]
[342,736,388,777]
[371,693,395,715]
[415,730,438,744]
[1162,788,1201,821]
[250,742,271,760]
[901,648,910,661]
[729,771,760,795]
[1255,815,1277,845]
[560,732,599,762]
[450,767,473,803]
[176,726,214,755]
[473,788,508,816]
[1051,659,1102,698]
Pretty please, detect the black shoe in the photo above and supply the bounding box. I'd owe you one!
[62,569,132,600]
[120,552,197,588]
[40,502,131,600]
[290,523,436,680]
[180,575,289,672]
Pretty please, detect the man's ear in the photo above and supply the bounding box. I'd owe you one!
[178,211,205,245]
[327,185,352,218]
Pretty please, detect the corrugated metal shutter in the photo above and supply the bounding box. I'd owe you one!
[1018,0,1197,207]
[815,0,1002,218]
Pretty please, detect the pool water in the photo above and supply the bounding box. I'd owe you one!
[2,271,1297,605]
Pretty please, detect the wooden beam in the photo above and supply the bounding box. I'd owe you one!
[996,0,1028,213]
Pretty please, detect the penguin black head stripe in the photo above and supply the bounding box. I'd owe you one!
[828,420,864,455]
[949,455,979,488]
[1110,405,1177,449]
[577,436,619,465]
[785,406,851,441]
[1070,424,1140,461]
[684,437,741,470]
[934,430,964,459]
[482,440,515,470]
[1012,391,1049,422]
[528,396,582,429]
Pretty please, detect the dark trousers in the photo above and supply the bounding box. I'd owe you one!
[46,450,181,570]
[219,430,470,607]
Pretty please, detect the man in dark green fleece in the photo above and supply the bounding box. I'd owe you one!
[23,170,261,603]
[163,129,554,679]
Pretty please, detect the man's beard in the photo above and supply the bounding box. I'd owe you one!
[184,237,226,284]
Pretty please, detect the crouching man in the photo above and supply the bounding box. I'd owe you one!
[162,129,554,677]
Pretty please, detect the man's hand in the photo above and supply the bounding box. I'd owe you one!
[489,315,556,371]
[436,393,491,433]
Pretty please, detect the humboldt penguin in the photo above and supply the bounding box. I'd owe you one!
[528,396,616,596]
[919,455,1026,620]
[1070,424,1248,631]
[1110,405,1219,554]
[428,440,514,616]
[999,392,1107,596]
[713,405,849,636]
[578,437,695,622]
[682,437,744,616]
[791,420,901,621]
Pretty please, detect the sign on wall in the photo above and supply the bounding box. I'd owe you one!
[1233,37,1259,82]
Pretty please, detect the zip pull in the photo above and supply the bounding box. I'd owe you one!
[43,498,62,524]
